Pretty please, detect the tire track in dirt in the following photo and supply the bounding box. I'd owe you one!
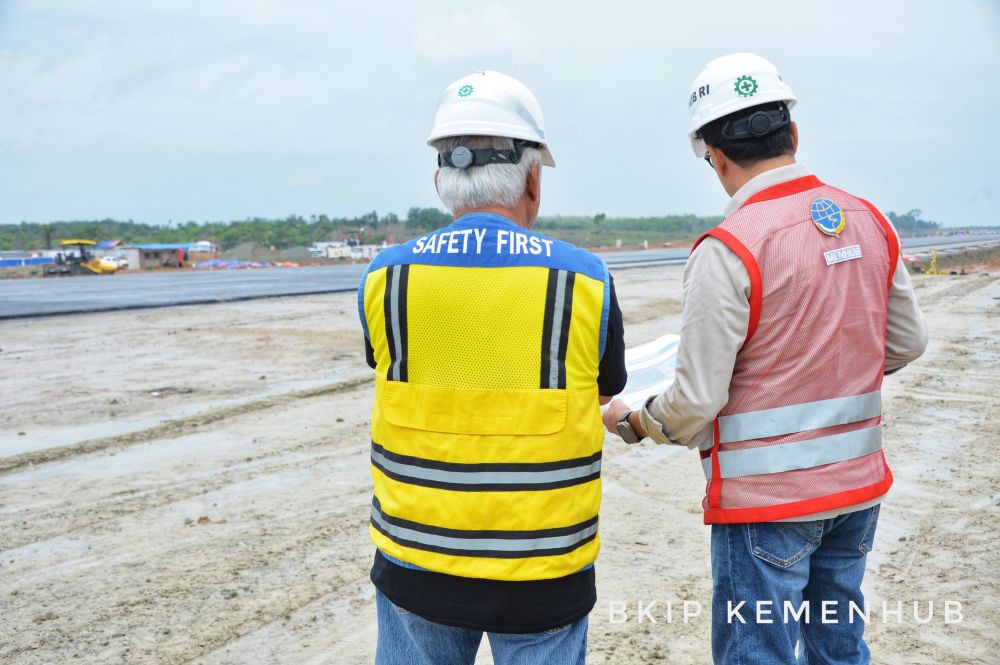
[0,427,372,552]
[2,405,379,664]
[0,375,373,475]
[863,274,1000,664]
[179,569,375,665]
[912,273,993,308]
[2,510,376,665]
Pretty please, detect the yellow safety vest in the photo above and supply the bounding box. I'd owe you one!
[358,212,611,581]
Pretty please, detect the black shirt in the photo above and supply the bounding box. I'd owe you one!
[363,276,627,632]
[371,550,596,633]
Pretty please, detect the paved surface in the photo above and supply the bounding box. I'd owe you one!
[2,234,998,319]
[899,234,1000,256]
[0,265,370,319]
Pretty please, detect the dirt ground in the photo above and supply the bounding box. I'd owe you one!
[1,265,998,664]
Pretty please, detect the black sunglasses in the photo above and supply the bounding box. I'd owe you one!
[697,133,714,169]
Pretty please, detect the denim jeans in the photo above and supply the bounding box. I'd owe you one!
[711,505,881,665]
[375,589,588,665]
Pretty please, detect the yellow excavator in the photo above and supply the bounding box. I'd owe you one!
[45,240,119,276]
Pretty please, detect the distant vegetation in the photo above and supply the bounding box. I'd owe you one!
[0,209,446,252]
[0,207,951,252]
[884,209,942,234]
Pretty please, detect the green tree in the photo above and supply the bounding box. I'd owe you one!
[406,207,451,230]
[886,209,940,234]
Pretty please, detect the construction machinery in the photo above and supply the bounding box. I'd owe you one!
[45,240,120,276]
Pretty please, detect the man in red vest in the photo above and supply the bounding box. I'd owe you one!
[604,53,928,664]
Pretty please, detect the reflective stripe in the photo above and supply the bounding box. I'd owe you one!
[371,442,601,492]
[598,263,610,361]
[383,265,409,382]
[702,424,882,480]
[389,268,403,381]
[540,269,574,389]
[718,391,881,443]
[371,499,598,558]
[548,271,567,387]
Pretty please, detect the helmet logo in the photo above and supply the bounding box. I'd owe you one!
[810,198,847,238]
[735,75,758,98]
[458,84,474,98]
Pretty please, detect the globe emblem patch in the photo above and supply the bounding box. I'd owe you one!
[810,198,846,237]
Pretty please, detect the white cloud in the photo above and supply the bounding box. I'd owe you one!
[0,0,997,224]
[412,4,533,62]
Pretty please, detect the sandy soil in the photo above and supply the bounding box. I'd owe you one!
[1,266,997,664]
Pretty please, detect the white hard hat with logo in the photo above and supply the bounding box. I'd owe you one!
[687,53,797,157]
[427,70,555,167]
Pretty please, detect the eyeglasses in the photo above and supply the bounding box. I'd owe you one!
[696,131,715,170]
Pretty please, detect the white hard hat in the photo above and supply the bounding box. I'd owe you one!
[427,70,555,167]
[687,53,797,157]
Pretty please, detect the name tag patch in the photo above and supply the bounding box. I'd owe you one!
[824,245,862,266]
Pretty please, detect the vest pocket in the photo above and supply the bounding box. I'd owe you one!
[748,521,823,569]
[382,381,568,435]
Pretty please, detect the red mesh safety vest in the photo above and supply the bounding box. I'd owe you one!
[693,175,899,524]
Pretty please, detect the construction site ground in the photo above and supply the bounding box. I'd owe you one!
[1,265,997,664]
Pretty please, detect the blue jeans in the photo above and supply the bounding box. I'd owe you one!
[375,590,588,665]
[711,505,881,665]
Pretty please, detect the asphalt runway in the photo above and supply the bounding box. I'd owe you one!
[2,235,998,319]
[0,264,370,319]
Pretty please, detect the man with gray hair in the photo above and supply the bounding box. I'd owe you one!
[357,70,627,664]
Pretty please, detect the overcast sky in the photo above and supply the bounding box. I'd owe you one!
[1,1,998,226]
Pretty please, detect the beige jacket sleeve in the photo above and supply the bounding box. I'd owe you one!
[884,256,929,372]
[637,237,749,448]
[637,232,929,447]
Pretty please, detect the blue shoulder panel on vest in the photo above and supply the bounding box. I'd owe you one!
[599,266,610,360]
[365,212,608,283]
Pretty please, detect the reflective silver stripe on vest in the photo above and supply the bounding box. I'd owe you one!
[371,447,601,488]
[547,270,569,389]
[701,424,883,480]
[387,267,404,382]
[371,503,598,555]
[718,390,882,443]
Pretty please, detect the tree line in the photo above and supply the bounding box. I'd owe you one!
[0,209,449,252]
[0,207,943,252]
[884,209,942,234]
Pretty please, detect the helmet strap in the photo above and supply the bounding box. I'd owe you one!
[722,103,790,141]
[438,140,537,169]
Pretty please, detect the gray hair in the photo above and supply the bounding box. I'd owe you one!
[431,136,542,213]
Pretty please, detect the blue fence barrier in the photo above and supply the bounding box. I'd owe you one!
[0,257,54,268]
